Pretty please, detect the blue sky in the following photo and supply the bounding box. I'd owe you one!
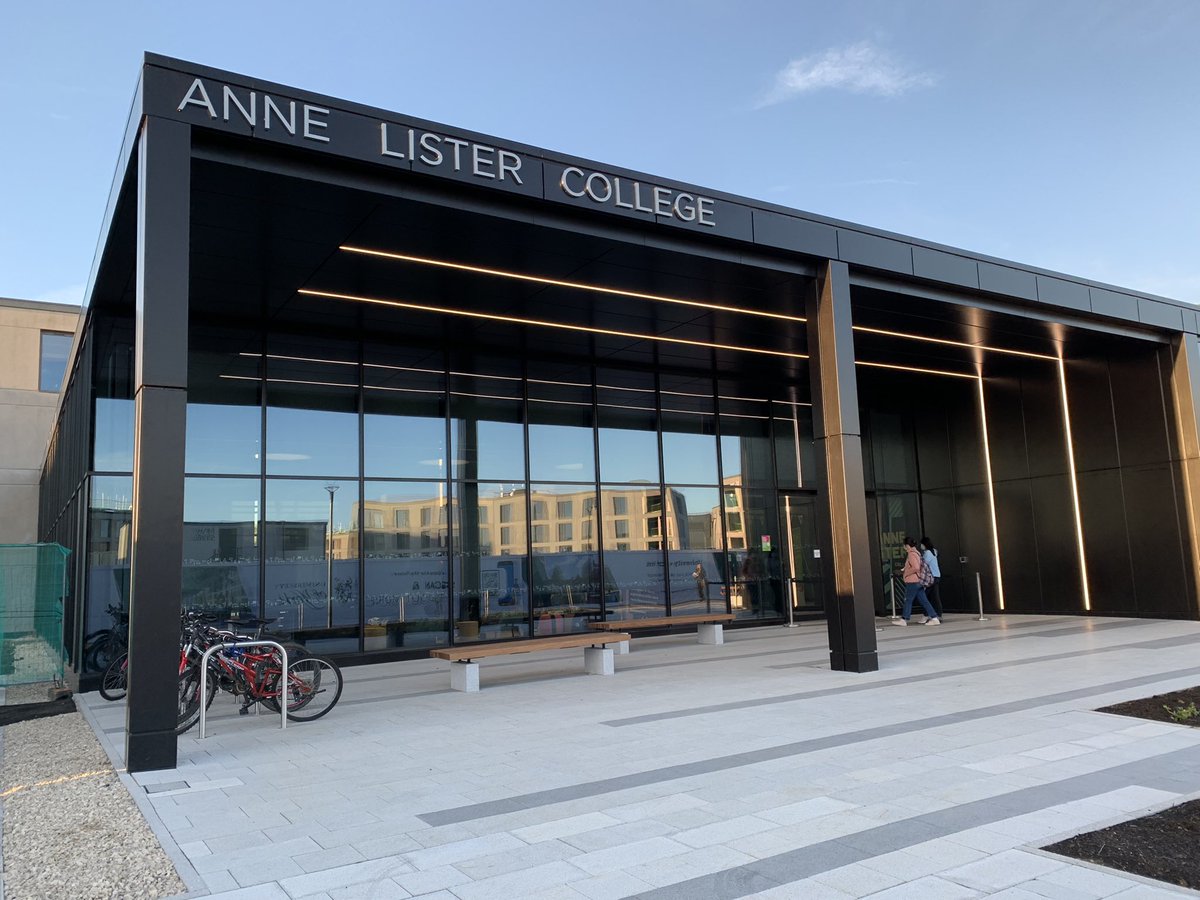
[2,0,1197,305]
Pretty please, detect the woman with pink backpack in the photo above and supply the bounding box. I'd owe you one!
[892,536,940,626]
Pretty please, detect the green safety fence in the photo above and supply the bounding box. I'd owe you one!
[0,544,70,687]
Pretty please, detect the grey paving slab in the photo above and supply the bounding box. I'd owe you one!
[71,615,1200,900]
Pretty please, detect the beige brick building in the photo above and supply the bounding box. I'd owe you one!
[0,298,80,543]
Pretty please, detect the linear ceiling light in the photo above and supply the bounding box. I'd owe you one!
[852,326,1058,361]
[298,288,809,360]
[340,245,807,324]
[855,360,978,380]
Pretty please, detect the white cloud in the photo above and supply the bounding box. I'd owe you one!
[759,41,936,106]
[34,283,85,305]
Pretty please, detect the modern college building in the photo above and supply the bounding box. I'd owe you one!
[40,55,1200,770]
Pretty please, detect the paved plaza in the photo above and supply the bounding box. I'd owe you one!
[79,615,1200,899]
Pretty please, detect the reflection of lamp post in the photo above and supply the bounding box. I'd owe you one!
[325,484,339,629]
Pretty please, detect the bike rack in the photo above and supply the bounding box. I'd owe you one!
[198,640,288,739]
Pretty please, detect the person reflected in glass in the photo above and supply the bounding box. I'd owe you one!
[920,535,943,621]
[692,563,709,607]
[741,549,766,616]
[893,536,939,626]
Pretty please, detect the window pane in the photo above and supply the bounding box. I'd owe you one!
[39,331,73,392]
[530,484,600,634]
[664,486,726,616]
[730,489,784,621]
[182,477,260,619]
[364,352,446,478]
[528,369,594,482]
[265,350,359,477]
[84,476,132,672]
[719,393,773,489]
[452,483,529,643]
[450,371,525,482]
[601,484,666,618]
[93,398,134,472]
[597,370,658,483]
[264,479,359,653]
[363,482,449,651]
[773,401,815,489]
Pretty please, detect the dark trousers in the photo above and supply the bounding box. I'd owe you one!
[928,577,943,618]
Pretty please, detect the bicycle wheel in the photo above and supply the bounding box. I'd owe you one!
[98,652,128,701]
[275,656,342,722]
[176,665,217,735]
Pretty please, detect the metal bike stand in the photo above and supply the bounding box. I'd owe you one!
[199,640,288,739]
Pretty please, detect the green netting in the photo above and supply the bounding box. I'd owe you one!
[0,544,70,686]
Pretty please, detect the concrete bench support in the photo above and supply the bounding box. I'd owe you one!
[698,623,724,645]
[584,646,615,675]
[451,661,480,693]
[614,640,630,655]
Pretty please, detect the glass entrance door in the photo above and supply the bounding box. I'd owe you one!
[780,492,824,619]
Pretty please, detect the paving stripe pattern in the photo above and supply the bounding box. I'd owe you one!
[76,614,1200,899]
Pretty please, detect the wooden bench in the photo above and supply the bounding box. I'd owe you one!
[430,632,632,692]
[589,613,735,653]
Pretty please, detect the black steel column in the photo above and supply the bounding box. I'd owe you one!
[806,261,878,672]
[126,116,190,772]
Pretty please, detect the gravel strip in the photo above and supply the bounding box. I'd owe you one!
[1,711,185,900]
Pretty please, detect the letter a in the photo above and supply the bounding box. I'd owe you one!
[178,78,217,118]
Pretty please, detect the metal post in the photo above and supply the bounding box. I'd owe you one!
[889,576,899,620]
[325,484,339,629]
[975,571,989,621]
[199,640,288,739]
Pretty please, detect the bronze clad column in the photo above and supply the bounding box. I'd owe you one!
[1169,334,1200,616]
[806,261,878,672]
[125,116,191,771]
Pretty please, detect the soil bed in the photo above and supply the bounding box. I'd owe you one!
[1041,685,1200,890]
[1044,798,1200,891]
[1096,685,1200,727]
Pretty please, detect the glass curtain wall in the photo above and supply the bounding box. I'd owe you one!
[82,325,816,659]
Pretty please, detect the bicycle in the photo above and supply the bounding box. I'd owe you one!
[175,619,341,733]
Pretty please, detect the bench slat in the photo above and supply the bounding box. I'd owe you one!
[431,632,631,661]
[589,613,734,631]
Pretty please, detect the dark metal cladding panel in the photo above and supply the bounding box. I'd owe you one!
[992,478,1043,612]
[1110,351,1172,468]
[952,482,996,604]
[1185,309,1200,334]
[752,210,839,258]
[978,262,1038,301]
[1028,473,1084,612]
[920,488,963,610]
[1063,358,1119,472]
[655,199,754,242]
[1123,463,1191,617]
[981,376,1030,482]
[1074,468,1135,615]
[1139,299,1185,331]
[1036,275,1091,312]
[947,389,986,486]
[912,247,979,289]
[1021,370,1070,478]
[914,403,954,490]
[1089,288,1140,322]
[837,230,914,275]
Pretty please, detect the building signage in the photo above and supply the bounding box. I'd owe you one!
[170,76,720,229]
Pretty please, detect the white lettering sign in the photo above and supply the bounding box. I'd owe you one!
[379,122,523,185]
[559,166,716,227]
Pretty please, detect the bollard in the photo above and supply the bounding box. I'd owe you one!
[975,571,989,621]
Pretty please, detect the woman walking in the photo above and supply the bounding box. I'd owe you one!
[921,535,943,621]
[893,536,940,626]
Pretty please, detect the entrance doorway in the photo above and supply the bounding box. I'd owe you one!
[779,492,824,621]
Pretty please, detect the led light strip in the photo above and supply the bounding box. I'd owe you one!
[976,375,1007,611]
[852,325,1058,361]
[855,360,978,380]
[298,288,810,360]
[340,245,807,323]
[1057,358,1091,610]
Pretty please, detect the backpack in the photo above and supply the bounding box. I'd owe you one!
[918,552,935,587]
